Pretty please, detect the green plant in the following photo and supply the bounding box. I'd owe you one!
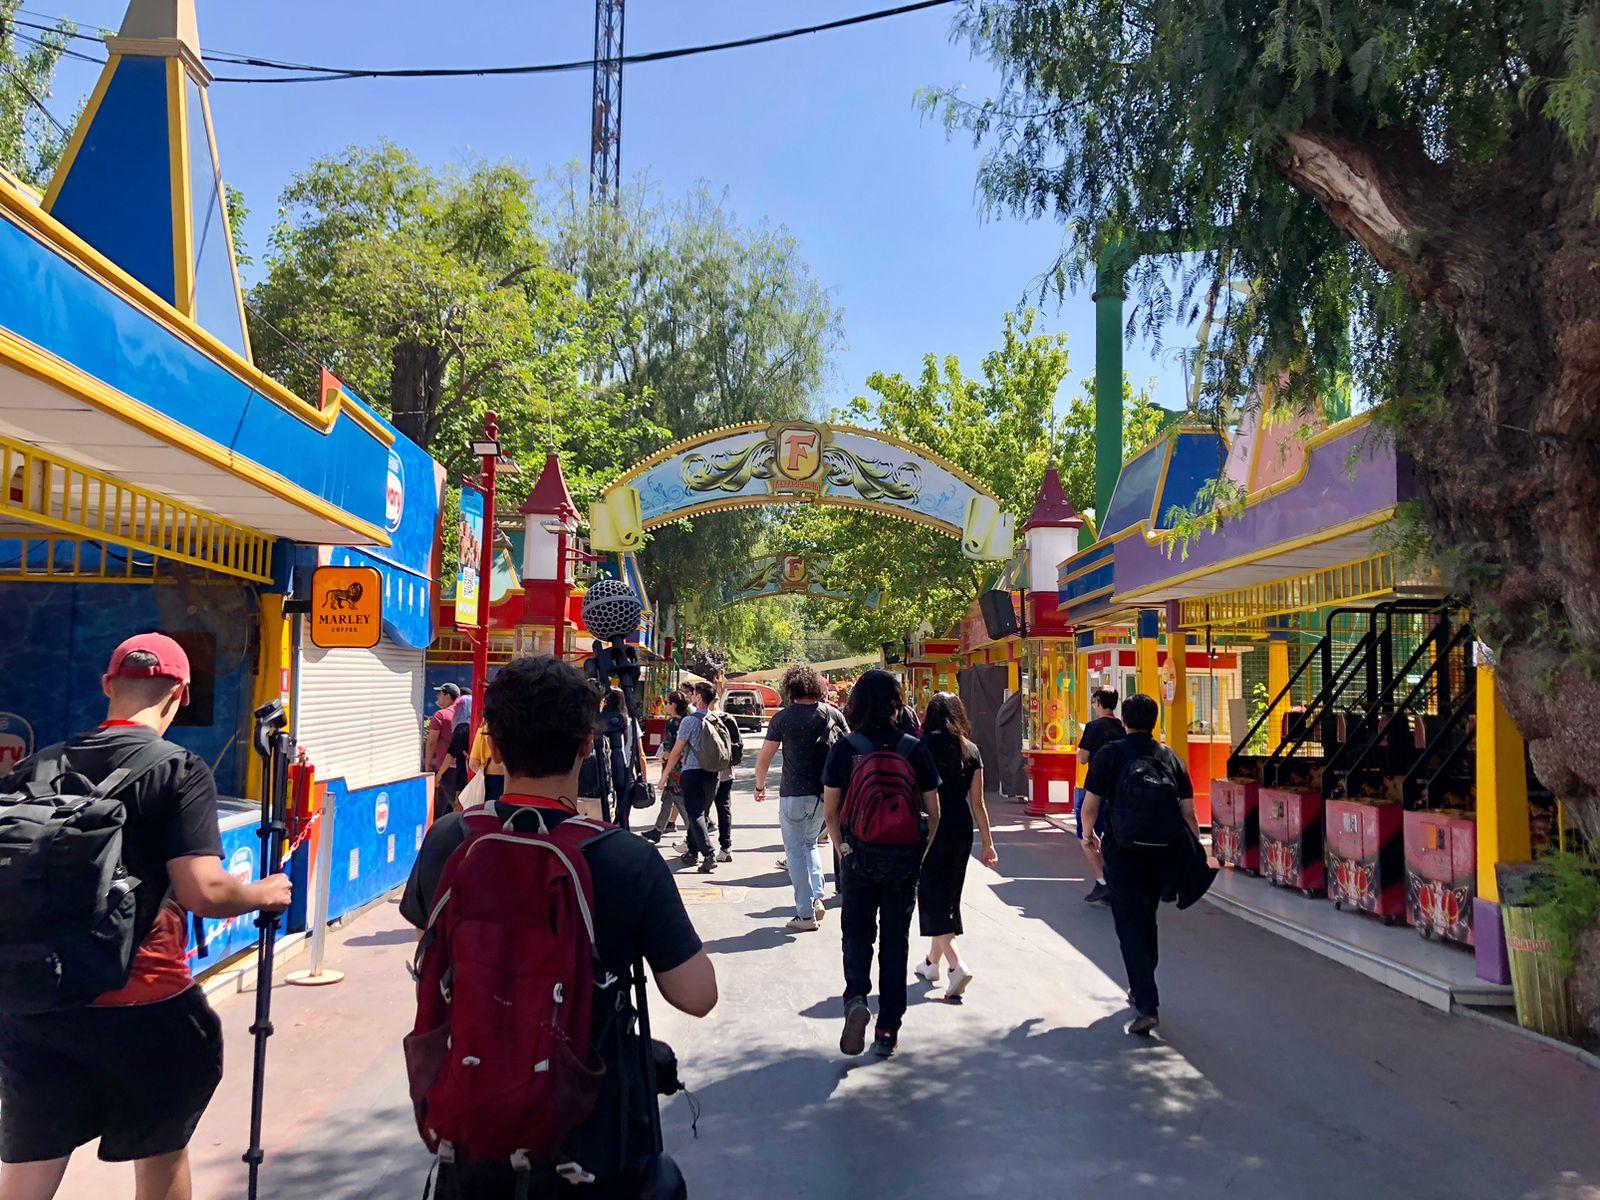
[1528,849,1600,979]
[1244,681,1272,756]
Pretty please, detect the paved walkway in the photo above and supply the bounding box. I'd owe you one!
[56,773,1600,1200]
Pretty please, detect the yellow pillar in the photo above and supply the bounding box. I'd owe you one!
[1266,632,1291,752]
[1476,664,1531,902]
[1164,603,1188,763]
[1075,646,1090,737]
[247,592,294,802]
[1135,610,1162,739]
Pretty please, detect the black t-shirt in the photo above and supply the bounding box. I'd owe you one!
[922,730,981,845]
[765,702,844,797]
[822,729,941,796]
[401,803,702,1178]
[1083,732,1195,805]
[1079,715,1126,759]
[3,724,225,950]
[400,802,703,980]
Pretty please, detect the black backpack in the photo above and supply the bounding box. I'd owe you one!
[0,738,183,1013]
[720,713,745,767]
[1108,745,1188,849]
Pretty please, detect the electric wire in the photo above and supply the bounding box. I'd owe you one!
[8,0,957,84]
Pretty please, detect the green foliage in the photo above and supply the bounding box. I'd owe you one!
[542,169,842,612]
[765,310,1160,650]
[0,2,74,189]
[248,144,621,499]
[1245,680,1272,755]
[1528,849,1600,979]
[692,596,810,674]
[924,0,1600,435]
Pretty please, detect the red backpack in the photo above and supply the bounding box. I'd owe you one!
[840,732,924,846]
[404,807,618,1179]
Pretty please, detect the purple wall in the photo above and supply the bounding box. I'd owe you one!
[1113,423,1412,595]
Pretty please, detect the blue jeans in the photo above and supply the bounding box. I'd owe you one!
[779,794,826,918]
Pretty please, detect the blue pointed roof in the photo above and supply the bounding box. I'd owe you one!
[43,0,250,359]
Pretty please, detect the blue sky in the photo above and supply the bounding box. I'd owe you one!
[35,0,1198,416]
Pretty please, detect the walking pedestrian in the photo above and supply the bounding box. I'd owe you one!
[644,691,689,844]
[824,669,940,1059]
[913,693,998,1001]
[401,655,717,1197]
[1076,688,1125,906]
[434,692,473,816]
[426,682,462,775]
[657,682,726,873]
[0,634,292,1200]
[754,664,846,931]
[580,687,643,829]
[1078,693,1203,1036]
[708,693,742,862]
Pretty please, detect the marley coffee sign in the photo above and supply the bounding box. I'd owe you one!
[310,566,383,649]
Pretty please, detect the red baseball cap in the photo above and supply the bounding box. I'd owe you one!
[106,633,191,685]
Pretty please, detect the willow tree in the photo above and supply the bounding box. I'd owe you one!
[930,2,1600,832]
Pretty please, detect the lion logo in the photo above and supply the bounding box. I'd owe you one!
[325,580,365,610]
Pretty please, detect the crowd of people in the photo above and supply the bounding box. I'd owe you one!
[0,627,1206,1200]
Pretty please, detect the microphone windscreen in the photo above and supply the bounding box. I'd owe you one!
[582,577,644,642]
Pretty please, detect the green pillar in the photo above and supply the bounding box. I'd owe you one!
[1092,251,1128,524]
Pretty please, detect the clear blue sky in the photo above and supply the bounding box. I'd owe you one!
[36,0,1199,417]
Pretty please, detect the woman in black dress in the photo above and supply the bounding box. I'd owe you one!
[914,692,999,1000]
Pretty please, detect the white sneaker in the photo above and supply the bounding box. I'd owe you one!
[945,963,973,1000]
[914,958,942,985]
[784,916,819,932]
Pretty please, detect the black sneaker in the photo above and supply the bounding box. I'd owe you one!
[1084,882,1110,905]
[1125,1012,1160,1036]
[840,998,871,1056]
[697,856,717,873]
[872,1029,899,1058]
[641,830,662,844]
[679,850,698,865]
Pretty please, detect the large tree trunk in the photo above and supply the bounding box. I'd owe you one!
[1279,121,1600,842]
[1281,119,1600,1033]
[388,339,445,450]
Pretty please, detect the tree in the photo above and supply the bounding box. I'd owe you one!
[544,170,843,607]
[0,3,74,189]
[768,309,1161,650]
[927,2,1600,839]
[248,144,617,492]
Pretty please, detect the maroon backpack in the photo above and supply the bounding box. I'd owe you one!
[840,732,924,846]
[404,807,618,1180]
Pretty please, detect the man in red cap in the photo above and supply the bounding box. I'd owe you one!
[0,633,292,1200]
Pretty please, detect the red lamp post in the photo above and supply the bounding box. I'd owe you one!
[468,412,500,746]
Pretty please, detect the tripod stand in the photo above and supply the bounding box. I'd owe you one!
[244,700,292,1200]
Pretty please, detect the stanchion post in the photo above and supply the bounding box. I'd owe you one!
[287,789,343,987]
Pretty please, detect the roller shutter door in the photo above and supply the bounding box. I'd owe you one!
[296,635,424,791]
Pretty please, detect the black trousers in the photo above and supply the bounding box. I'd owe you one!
[1104,843,1165,1016]
[840,855,917,1033]
[678,769,716,861]
[713,778,733,850]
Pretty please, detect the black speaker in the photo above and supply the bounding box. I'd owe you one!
[881,642,904,665]
[979,589,1020,641]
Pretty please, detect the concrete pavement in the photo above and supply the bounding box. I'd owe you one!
[54,773,1600,1199]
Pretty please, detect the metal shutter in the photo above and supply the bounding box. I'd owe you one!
[296,635,424,791]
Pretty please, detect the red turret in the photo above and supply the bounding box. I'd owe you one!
[1023,464,1084,531]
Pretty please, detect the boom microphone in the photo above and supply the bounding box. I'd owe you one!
[582,576,644,643]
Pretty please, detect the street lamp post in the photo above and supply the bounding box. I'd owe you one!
[469,412,500,745]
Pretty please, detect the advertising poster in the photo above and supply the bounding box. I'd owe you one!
[457,487,485,630]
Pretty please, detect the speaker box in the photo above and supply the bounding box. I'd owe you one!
[881,642,904,665]
[979,589,1019,641]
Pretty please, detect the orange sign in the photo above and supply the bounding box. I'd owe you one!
[310,566,383,649]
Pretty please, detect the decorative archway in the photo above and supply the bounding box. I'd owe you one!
[713,553,879,610]
[589,421,1013,561]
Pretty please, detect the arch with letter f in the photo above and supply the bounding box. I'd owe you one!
[588,421,1014,562]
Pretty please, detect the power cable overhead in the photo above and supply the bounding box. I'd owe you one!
[10,0,958,84]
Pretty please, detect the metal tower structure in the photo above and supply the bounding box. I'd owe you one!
[590,0,624,201]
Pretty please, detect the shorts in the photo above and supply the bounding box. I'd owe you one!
[0,986,224,1163]
[1074,787,1107,841]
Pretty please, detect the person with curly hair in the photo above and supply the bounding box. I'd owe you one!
[754,664,846,931]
